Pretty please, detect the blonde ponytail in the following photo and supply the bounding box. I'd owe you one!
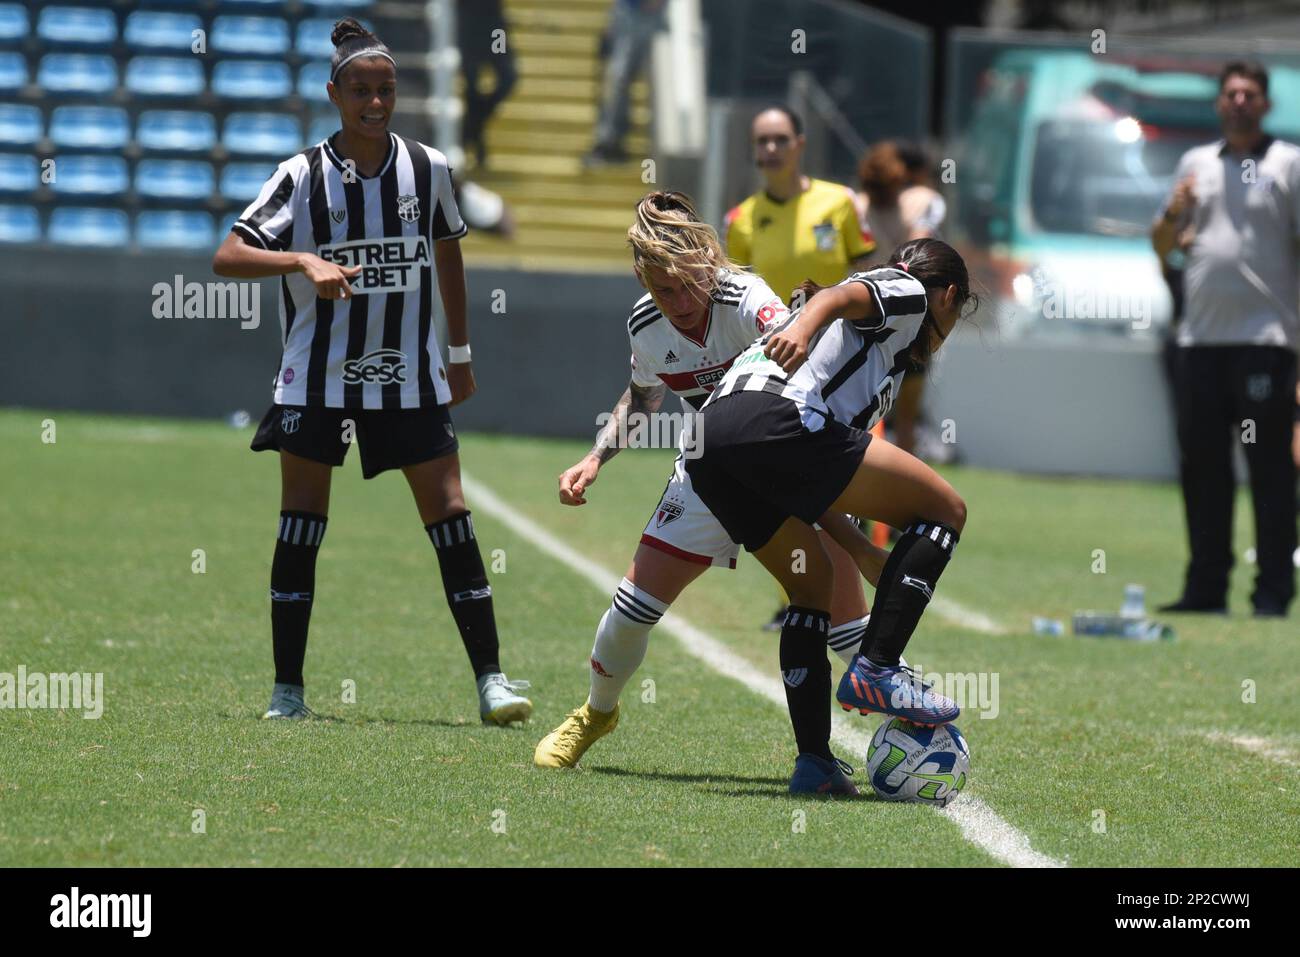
[627,191,743,299]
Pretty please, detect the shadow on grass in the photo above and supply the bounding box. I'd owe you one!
[216,709,518,730]
[585,765,884,801]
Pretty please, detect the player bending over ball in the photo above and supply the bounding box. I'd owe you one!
[533,191,891,777]
[212,18,531,725]
[684,238,977,796]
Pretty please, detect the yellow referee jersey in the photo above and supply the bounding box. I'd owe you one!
[723,178,874,304]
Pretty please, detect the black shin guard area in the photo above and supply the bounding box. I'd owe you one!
[862,522,958,667]
[780,605,833,761]
[426,512,501,678]
[270,511,327,687]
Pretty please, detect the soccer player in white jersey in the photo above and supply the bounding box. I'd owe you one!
[211,18,531,725]
[685,238,976,795]
[533,191,892,774]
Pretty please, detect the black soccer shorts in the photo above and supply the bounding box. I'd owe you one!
[251,403,460,479]
[684,390,871,552]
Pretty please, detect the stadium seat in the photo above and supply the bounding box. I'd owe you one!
[137,209,216,250]
[297,18,356,59]
[301,0,374,12]
[37,53,118,96]
[0,51,26,92]
[0,104,42,148]
[50,155,129,197]
[211,16,291,57]
[307,115,336,144]
[135,158,215,202]
[219,161,274,203]
[0,204,39,243]
[223,112,301,157]
[212,60,291,100]
[123,11,203,52]
[49,105,130,151]
[36,7,118,48]
[48,206,130,247]
[136,110,217,153]
[297,61,331,102]
[218,210,240,236]
[0,153,39,194]
[0,4,29,45]
[125,56,205,98]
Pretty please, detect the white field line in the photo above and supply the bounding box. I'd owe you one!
[1204,731,1300,767]
[463,473,1065,869]
[930,596,1008,635]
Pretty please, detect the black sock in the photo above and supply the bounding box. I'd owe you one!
[270,511,327,687]
[861,521,958,667]
[780,605,833,761]
[426,511,501,678]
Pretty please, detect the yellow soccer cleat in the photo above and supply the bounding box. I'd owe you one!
[533,702,619,768]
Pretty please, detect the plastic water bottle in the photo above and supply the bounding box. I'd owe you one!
[227,409,251,428]
[1120,583,1145,619]
[1031,617,1065,636]
[1072,612,1173,642]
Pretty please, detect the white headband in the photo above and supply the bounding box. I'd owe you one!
[330,48,397,83]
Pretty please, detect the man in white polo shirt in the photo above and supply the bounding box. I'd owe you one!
[1152,60,1300,618]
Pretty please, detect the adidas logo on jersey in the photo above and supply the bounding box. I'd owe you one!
[665,350,679,363]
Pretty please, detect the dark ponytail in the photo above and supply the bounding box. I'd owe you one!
[329,17,393,84]
[889,237,978,364]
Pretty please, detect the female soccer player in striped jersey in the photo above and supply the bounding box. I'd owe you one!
[533,191,892,770]
[685,239,976,795]
[211,18,531,725]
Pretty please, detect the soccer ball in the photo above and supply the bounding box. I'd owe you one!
[866,718,970,807]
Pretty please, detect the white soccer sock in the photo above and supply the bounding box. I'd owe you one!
[827,614,870,666]
[586,577,667,713]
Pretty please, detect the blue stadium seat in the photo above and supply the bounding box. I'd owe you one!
[123,11,203,52]
[50,154,129,197]
[296,18,339,59]
[0,204,40,243]
[219,0,288,9]
[0,104,42,148]
[137,209,216,250]
[212,59,291,100]
[0,153,39,194]
[48,206,130,247]
[297,62,331,102]
[211,16,291,57]
[0,4,29,45]
[37,53,118,96]
[223,112,301,157]
[36,7,118,48]
[135,158,215,202]
[307,115,336,144]
[137,110,217,153]
[218,210,240,236]
[301,1,374,12]
[0,51,26,91]
[49,105,130,151]
[220,161,274,203]
[125,56,205,98]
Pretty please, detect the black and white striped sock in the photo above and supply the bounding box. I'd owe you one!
[270,510,327,687]
[426,511,501,678]
[827,614,869,666]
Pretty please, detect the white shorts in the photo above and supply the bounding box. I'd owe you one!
[639,454,742,569]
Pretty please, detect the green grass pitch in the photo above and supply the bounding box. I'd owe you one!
[2,408,1297,866]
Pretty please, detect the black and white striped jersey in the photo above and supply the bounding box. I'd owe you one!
[702,267,929,430]
[234,131,467,409]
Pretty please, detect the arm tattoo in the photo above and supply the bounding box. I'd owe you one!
[590,381,667,464]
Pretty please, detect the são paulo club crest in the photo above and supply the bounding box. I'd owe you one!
[655,501,684,528]
[396,194,420,223]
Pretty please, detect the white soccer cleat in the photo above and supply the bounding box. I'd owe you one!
[262,682,315,720]
[477,672,533,726]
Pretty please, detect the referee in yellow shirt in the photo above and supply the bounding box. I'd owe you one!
[724,105,875,305]
[723,104,876,631]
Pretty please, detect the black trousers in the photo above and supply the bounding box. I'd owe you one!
[1173,344,1297,610]
[457,0,518,157]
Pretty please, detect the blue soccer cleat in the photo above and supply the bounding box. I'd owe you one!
[837,655,960,727]
[789,753,860,798]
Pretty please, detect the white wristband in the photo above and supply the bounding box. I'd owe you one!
[447,344,472,364]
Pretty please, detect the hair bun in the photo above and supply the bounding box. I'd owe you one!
[331,16,373,47]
